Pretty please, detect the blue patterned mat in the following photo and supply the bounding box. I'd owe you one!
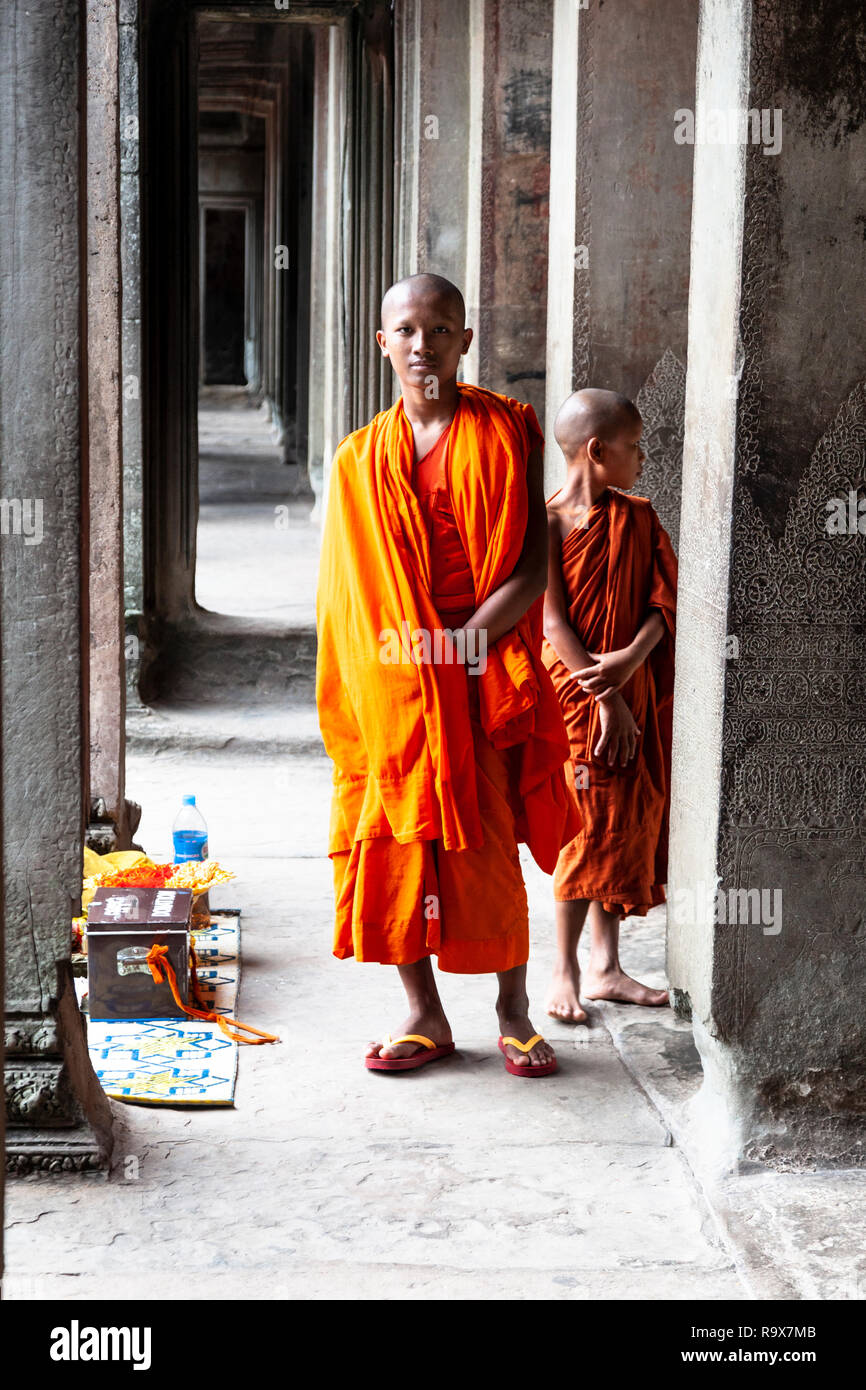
[83,913,241,1106]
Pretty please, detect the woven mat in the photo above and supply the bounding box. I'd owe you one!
[84,912,241,1107]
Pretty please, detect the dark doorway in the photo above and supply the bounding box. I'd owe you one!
[203,206,246,384]
[136,0,394,690]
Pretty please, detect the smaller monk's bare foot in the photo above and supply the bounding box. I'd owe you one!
[496,1005,557,1069]
[365,1006,453,1062]
[581,967,669,1008]
[546,964,588,1024]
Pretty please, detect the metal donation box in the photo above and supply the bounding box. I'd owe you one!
[87,887,193,1021]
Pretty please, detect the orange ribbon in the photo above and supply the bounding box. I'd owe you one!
[145,943,280,1046]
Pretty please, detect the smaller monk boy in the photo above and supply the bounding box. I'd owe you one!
[541,389,677,1023]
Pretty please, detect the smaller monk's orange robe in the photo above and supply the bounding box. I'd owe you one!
[541,489,677,918]
[316,383,580,972]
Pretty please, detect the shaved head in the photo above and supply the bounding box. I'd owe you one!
[554,388,641,459]
[380,273,466,328]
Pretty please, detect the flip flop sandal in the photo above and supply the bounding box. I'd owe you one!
[365,1032,456,1072]
[498,1033,558,1077]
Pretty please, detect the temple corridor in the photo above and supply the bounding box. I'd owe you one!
[2,0,866,1313]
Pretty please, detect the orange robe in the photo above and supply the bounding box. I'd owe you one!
[316,383,579,972]
[541,489,677,917]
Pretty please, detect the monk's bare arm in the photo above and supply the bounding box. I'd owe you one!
[576,609,666,700]
[628,609,666,666]
[541,512,593,672]
[460,444,549,645]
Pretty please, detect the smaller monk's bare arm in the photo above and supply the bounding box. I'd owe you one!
[628,609,666,665]
[461,444,548,645]
[542,512,593,673]
[576,609,666,700]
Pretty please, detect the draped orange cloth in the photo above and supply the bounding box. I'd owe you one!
[316,383,579,971]
[541,489,677,917]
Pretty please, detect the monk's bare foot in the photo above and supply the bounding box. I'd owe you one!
[365,1005,453,1062]
[581,967,669,1007]
[546,962,589,1024]
[496,1007,557,1069]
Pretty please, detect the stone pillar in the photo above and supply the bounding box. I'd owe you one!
[86,0,133,852]
[544,0,698,539]
[543,0,579,498]
[394,0,474,290]
[310,20,349,519]
[344,2,394,430]
[669,0,866,1169]
[1,0,113,1173]
[120,0,145,702]
[391,0,477,393]
[393,0,553,427]
[473,0,553,427]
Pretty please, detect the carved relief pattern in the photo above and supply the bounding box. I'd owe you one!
[725,380,866,834]
[710,0,866,1046]
[720,380,866,1038]
[630,348,686,552]
[7,1151,103,1175]
[5,1018,60,1055]
[6,1065,80,1128]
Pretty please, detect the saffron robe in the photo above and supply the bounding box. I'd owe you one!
[541,489,677,917]
[316,382,579,971]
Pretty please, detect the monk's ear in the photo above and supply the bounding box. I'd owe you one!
[587,435,604,465]
[375,329,389,358]
[461,326,473,354]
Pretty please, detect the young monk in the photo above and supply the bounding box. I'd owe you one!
[316,273,579,1075]
[541,389,677,1024]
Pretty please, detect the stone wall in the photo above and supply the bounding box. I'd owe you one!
[669,0,866,1168]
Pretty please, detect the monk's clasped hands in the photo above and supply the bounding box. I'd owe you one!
[570,645,638,700]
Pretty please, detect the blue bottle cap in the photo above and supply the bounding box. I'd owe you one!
[182,795,196,805]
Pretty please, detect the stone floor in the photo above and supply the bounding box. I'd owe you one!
[6,706,863,1301]
[195,386,318,625]
[5,717,748,1300]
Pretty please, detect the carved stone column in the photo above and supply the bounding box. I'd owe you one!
[0,0,113,1173]
[669,0,866,1168]
[87,0,134,852]
[121,0,146,705]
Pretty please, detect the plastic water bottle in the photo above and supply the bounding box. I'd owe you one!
[172,795,209,864]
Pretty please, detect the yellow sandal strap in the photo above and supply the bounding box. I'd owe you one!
[501,1033,544,1053]
[386,1033,437,1050]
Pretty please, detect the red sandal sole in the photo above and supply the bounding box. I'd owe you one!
[365,1042,456,1072]
[498,1037,558,1077]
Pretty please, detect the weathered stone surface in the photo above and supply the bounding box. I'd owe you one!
[552,0,696,532]
[0,0,112,1169]
[475,0,553,427]
[669,0,866,1167]
[87,0,129,843]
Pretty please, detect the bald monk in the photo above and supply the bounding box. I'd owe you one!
[541,389,677,1023]
[316,273,578,1075]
